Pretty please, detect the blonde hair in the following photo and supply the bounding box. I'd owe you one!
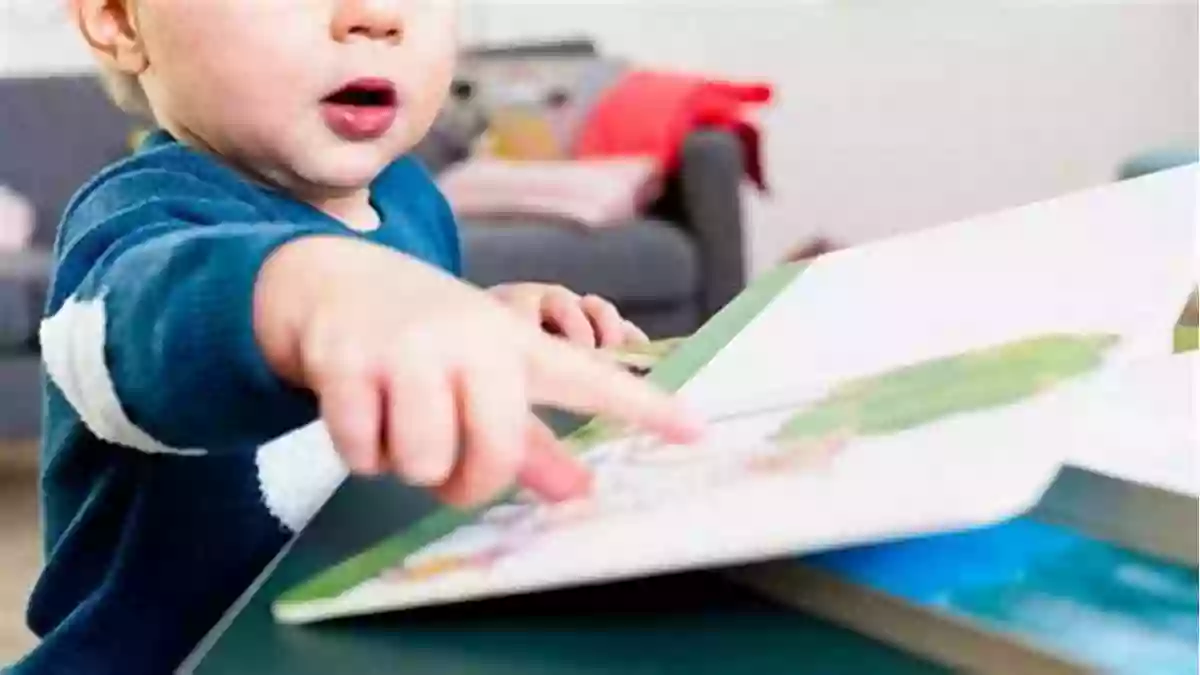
[96,62,151,119]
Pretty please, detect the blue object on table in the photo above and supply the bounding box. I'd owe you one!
[1118,149,1199,180]
[806,518,1199,675]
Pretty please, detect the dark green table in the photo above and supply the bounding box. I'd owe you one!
[181,472,946,675]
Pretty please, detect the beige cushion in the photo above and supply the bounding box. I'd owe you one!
[438,156,662,228]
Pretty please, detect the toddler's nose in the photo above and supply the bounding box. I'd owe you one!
[332,0,406,44]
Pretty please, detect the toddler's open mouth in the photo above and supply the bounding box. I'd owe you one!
[320,78,400,142]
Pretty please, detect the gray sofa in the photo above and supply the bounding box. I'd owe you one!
[0,74,747,438]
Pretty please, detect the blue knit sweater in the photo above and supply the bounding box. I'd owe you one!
[10,132,461,675]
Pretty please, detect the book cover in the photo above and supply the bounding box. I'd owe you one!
[731,519,1198,675]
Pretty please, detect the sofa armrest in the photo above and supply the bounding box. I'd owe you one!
[667,129,748,319]
[0,249,52,350]
[0,356,42,439]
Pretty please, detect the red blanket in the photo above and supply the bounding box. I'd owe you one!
[573,71,773,191]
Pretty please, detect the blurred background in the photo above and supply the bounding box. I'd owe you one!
[454,0,1198,264]
[4,1,1197,266]
[0,0,1196,663]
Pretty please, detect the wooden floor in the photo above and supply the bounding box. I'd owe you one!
[0,441,40,663]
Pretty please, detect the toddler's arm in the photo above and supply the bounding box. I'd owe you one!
[42,172,347,453]
[43,166,699,505]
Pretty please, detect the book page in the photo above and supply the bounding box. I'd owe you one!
[1058,353,1197,497]
[683,167,1197,417]
[274,167,1197,624]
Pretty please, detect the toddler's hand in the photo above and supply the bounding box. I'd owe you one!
[489,283,650,349]
[255,237,700,508]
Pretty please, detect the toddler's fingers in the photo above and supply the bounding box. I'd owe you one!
[543,289,596,347]
[580,295,627,348]
[526,335,704,443]
[500,291,543,326]
[435,359,527,507]
[318,376,384,475]
[516,417,593,501]
[624,320,651,345]
[384,361,457,487]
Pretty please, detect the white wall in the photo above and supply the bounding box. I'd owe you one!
[0,1,93,75]
[465,1,1198,270]
[4,1,1196,271]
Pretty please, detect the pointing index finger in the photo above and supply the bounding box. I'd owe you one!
[525,334,704,443]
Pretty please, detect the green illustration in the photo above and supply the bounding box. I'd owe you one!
[775,334,1118,442]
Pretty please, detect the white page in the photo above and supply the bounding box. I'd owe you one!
[1056,353,1197,497]
[684,167,1197,417]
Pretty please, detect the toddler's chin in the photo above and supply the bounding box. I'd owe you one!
[293,145,398,192]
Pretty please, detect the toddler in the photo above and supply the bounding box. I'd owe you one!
[10,1,700,673]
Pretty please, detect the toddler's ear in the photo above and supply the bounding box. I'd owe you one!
[74,0,149,75]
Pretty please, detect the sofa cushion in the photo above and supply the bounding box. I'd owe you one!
[460,218,699,307]
[439,156,662,228]
[0,355,43,438]
[0,76,136,247]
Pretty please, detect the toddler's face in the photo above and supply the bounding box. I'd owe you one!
[132,0,458,199]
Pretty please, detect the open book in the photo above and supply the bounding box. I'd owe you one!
[727,350,1198,674]
[271,167,1197,625]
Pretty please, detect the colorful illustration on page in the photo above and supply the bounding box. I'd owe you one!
[380,333,1118,585]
